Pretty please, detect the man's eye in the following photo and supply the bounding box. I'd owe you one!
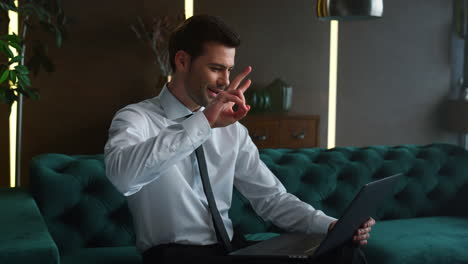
[211,68,222,72]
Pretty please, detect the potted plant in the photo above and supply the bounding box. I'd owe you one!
[0,0,67,111]
[0,0,67,185]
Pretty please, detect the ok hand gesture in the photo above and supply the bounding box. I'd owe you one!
[203,66,252,128]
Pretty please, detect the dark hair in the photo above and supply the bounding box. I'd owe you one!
[168,15,240,72]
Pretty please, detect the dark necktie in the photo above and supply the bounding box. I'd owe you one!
[195,145,233,253]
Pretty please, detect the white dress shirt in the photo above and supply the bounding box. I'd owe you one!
[104,85,336,252]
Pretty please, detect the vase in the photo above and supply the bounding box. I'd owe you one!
[266,78,293,112]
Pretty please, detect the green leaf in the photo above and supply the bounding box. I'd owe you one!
[17,74,31,87]
[15,65,29,75]
[0,70,10,84]
[2,34,22,45]
[0,41,14,58]
[18,79,27,89]
[8,55,23,65]
[9,70,16,84]
[9,42,22,52]
[4,45,14,58]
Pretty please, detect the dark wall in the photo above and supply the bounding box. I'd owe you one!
[337,0,455,146]
[197,0,456,147]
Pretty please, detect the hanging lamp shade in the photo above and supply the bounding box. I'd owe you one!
[317,0,384,20]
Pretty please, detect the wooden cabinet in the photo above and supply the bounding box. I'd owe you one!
[240,115,319,149]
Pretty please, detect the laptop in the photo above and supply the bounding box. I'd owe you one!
[229,173,403,262]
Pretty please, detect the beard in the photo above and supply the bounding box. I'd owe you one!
[184,64,228,107]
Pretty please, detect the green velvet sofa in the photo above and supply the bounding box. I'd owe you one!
[4,143,468,264]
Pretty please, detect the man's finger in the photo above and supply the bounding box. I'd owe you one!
[217,91,244,106]
[363,217,375,228]
[360,227,371,234]
[232,104,250,120]
[237,79,252,94]
[353,233,370,241]
[229,88,248,108]
[228,66,252,91]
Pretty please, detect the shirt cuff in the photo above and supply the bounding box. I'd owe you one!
[312,214,337,235]
[181,111,212,147]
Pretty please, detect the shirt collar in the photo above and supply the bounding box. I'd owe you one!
[159,84,204,120]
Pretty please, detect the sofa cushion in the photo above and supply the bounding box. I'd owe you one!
[364,217,468,264]
[0,188,59,264]
[60,246,141,264]
[30,154,135,254]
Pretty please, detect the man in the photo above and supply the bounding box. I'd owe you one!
[104,15,374,264]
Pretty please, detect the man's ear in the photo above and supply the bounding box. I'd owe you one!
[174,50,191,73]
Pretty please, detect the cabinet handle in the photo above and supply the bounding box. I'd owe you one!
[293,132,305,140]
[253,135,268,141]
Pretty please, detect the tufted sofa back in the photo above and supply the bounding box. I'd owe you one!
[229,143,468,235]
[29,144,468,254]
[30,155,135,254]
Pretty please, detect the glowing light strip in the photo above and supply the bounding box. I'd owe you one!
[327,21,339,149]
[8,2,19,187]
[8,1,18,187]
[185,0,193,19]
[9,106,17,188]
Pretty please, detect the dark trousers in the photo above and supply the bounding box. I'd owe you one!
[142,234,366,264]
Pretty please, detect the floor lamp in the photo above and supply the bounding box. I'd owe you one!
[316,0,384,149]
[8,1,20,188]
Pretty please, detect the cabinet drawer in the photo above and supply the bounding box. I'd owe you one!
[279,119,318,148]
[243,120,280,149]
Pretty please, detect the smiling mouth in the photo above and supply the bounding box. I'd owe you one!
[208,88,221,97]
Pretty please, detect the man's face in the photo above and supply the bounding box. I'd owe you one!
[184,42,235,108]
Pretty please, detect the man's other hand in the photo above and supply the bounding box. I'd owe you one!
[328,217,375,246]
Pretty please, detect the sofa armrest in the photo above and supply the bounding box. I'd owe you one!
[0,187,59,264]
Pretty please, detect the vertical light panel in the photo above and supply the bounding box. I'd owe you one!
[327,20,339,149]
[185,0,193,19]
[8,1,18,187]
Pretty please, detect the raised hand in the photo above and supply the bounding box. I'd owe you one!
[203,66,252,128]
